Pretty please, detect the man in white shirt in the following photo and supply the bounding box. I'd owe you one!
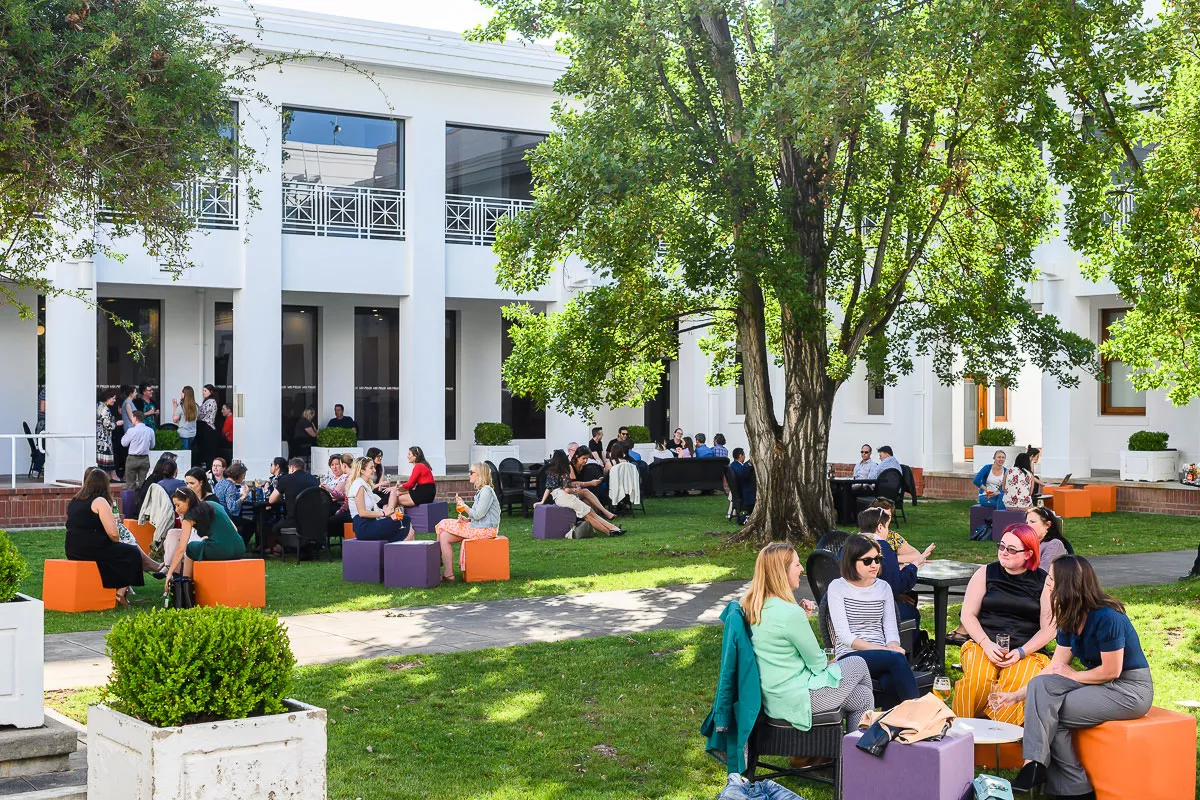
[868,445,903,479]
[120,410,156,490]
[852,444,874,487]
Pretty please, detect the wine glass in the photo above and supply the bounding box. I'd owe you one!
[987,682,1003,730]
[823,647,836,665]
[933,676,952,704]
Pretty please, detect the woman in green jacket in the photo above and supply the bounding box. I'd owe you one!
[742,542,875,731]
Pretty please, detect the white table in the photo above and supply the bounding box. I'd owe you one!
[951,718,1023,768]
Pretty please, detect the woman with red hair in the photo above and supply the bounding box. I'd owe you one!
[952,523,1057,725]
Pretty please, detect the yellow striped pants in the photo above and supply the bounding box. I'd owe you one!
[952,640,1049,726]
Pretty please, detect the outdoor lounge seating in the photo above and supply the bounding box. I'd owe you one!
[1048,488,1091,518]
[121,518,154,552]
[462,535,509,582]
[407,501,447,534]
[193,559,265,608]
[532,504,574,539]
[384,540,440,589]
[1074,706,1196,800]
[841,727,974,800]
[41,559,115,612]
[496,458,526,515]
[342,538,384,582]
[1081,483,1118,513]
[647,457,729,496]
[277,486,335,563]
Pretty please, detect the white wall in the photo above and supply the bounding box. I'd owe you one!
[0,292,39,476]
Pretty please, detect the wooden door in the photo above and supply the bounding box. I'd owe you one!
[964,379,988,460]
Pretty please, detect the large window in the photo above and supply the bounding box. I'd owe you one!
[501,319,545,439]
[867,384,885,416]
[994,385,1009,422]
[354,307,399,440]
[282,306,319,439]
[1100,309,1145,415]
[214,302,233,399]
[97,298,161,393]
[282,108,403,189]
[446,311,457,441]
[445,125,544,199]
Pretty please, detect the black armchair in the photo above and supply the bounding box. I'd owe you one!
[278,486,334,564]
[495,458,525,515]
[855,468,907,524]
[805,550,841,604]
[522,464,548,516]
[817,597,934,704]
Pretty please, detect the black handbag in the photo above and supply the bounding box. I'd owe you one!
[166,575,195,609]
[856,709,897,757]
[970,519,993,541]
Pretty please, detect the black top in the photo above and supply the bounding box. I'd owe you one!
[64,497,107,554]
[276,470,319,519]
[587,439,604,459]
[977,561,1047,647]
[326,416,356,430]
[292,418,316,442]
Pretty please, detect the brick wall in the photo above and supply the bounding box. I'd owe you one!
[1115,484,1200,516]
[0,485,123,530]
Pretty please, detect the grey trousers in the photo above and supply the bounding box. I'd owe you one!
[1023,669,1153,795]
[809,654,874,731]
[124,454,150,492]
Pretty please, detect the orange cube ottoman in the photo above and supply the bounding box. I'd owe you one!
[193,559,266,608]
[1049,488,1091,518]
[42,560,116,612]
[462,536,510,583]
[122,518,155,552]
[1076,706,1196,800]
[343,521,356,540]
[1081,484,1117,513]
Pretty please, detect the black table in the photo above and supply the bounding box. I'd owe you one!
[915,559,981,673]
[828,477,875,525]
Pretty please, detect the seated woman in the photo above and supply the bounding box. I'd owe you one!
[569,448,617,521]
[183,467,215,500]
[859,506,921,626]
[825,534,920,707]
[395,446,436,508]
[163,486,246,582]
[743,542,875,734]
[213,461,257,545]
[973,449,1008,510]
[536,450,625,537]
[953,523,1056,726]
[1002,452,1037,511]
[434,462,500,582]
[206,456,227,489]
[651,440,675,461]
[1026,506,1069,566]
[323,454,352,541]
[1000,556,1152,798]
[65,468,158,607]
[679,436,695,457]
[345,457,409,542]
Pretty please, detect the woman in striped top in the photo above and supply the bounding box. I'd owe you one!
[825,534,920,707]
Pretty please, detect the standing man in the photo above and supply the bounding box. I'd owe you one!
[120,410,154,490]
[326,403,358,435]
[135,384,159,430]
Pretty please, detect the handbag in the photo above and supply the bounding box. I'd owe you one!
[566,519,594,539]
[166,575,195,609]
[972,775,1014,800]
[856,712,897,757]
[970,519,993,541]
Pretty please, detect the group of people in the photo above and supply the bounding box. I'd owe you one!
[974,445,1044,510]
[650,428,729,461]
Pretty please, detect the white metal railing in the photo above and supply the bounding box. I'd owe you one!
[282,181,406,240]
[97,176,239,230]
[1,433,91,489]
[1107,190,1136,230]
[445,193,533,246]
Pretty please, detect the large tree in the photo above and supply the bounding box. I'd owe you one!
[475,0,1101,543]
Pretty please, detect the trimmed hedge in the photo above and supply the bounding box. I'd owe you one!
[625,425,651,444]
[1127,430,1170,451]
[316,426,358,448]
[0,532,28,603]
[474,422,514,446]
[154,428,183,451]
[105,607,295,728]
[977,427,1016,447]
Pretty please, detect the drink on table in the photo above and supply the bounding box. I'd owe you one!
[932,676,952,703]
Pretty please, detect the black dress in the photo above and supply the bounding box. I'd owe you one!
[64,498,145,589]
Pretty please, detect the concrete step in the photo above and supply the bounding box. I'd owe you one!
[0,718,77,779]
[0,785,87,800]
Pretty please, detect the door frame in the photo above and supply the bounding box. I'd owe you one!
[964,379,989,461]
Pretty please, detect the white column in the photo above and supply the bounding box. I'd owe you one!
[45,260,97,482]
[397,114,447,474]
[319,297,356,422]
[232,100,283,478]
[925,360,954,471]
[1039,278,1092,478]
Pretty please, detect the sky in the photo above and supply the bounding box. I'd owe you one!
[257,0,495,34]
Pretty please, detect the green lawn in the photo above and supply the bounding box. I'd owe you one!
[48,582,1200,800]
[12,496,1199,634]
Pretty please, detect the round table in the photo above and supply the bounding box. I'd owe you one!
[951,718,1023,769]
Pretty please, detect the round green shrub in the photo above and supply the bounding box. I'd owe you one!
[104,606,295,728]
[154,428,183,451]
[474,422,514,446]
[1127,430,1169,451]
[625,425,651,444]
[315,426,358,448]
[0,533,29,603]
[977,427,1016,447]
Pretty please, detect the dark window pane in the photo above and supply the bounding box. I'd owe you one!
[282,108,403,189]
[501,318,545,439]
[446,311,457,441]
[97,298,161,394]
[445,125,545,199]
[282,306,318,440]
[354,307,399,440]
[214,302,233,398]
[867,384,885,416]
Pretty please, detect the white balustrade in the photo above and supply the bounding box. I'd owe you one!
[445,193,533,246]
[282,181,406,240]
[98,176,238,230]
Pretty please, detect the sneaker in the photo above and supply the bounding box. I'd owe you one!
[1179,571,1200,582]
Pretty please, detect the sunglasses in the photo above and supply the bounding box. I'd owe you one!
[997,543,1027,555]
[858,556,884,566]
[861,450,871,455]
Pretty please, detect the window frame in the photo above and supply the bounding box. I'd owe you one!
[993,384,1008,422]
[1099,308,1146,416]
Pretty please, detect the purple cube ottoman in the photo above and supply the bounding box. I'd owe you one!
[121,488,139,520]
[969,504,995,536]
[407,501,448,534]
[384,540,440,589]
[342,539,385,583]
[533,504,576,539]
[991,509,1029,540]
[841,729,975,800]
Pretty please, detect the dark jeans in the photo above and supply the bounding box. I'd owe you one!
[352,515,409,543]
[842,648,919,708]
[1191,543,1200,575]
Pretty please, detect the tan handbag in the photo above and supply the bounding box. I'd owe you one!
[859,693,956,744]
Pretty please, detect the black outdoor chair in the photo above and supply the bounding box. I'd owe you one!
[805,549,841,604]
[522,464,548,516]
[23,421,44,480]
[901,464,919,506]
[495,458,525,515]
[855,468,907,524]
[814,530,851,556]
[278,486,334,564]
[578,462,609,506]
[724,466,752,524]
[818,597,935,705]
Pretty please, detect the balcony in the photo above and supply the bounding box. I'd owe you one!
[98,175,239,230]
[1106,190,1135,230]
[445,194,533,246]
[282,181,406,240]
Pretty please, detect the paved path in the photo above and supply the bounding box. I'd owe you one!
[43,549,1193,691]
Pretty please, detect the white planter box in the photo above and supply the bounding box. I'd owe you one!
[1120,450,1178,482]
[0,593,44,728]
[311,446,363,477]
[88,699,326,800]
[632,443,658,462]
[972,446,1024,477]
[149,450,190,473]
[469,444,521,466]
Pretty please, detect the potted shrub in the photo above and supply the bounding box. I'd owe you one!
[469,422,519,465]
[311,426,362,477]
[625,424,657,461]
[971,427,1023,475]
[150,428,191,473]
[1120,430,1177,482]
[88,606,325,800]
[0,533,41,728]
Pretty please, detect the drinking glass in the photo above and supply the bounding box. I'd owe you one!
[987,682,1003,730]
[823,647,836,664]
[996,633,1011,655]
[932,676,952,704]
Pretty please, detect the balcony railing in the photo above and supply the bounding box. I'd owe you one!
[445,193,533,246]
[282,181,406,240]
[1106,189,1136,230]
[97,175,239,230]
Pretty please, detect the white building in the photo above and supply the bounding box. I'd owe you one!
[2,2,1195,482]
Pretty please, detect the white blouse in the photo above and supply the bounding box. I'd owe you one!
[347,477,380,518]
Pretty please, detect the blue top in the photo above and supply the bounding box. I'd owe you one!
[694,445,714,458]
[1057,606,1149,672]
[212,478,244,517]
[871,533,918,597]
[973,463,1008,488]
[869,455,903,479]
[730,460,756,506]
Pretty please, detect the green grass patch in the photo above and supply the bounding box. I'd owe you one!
[47,582,1200,799]
[14,497,1198,634]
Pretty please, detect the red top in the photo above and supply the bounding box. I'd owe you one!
[402,462,434,490]
[222,415,233,443]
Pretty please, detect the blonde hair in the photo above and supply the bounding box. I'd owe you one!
[181,386,197,422]
[740,542,799,626]
[471,461,493,490]
[303,407,316,422]
[345,456,373,488]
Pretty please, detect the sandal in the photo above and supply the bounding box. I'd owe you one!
[441,574,456,583]
[946,627,970,646]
